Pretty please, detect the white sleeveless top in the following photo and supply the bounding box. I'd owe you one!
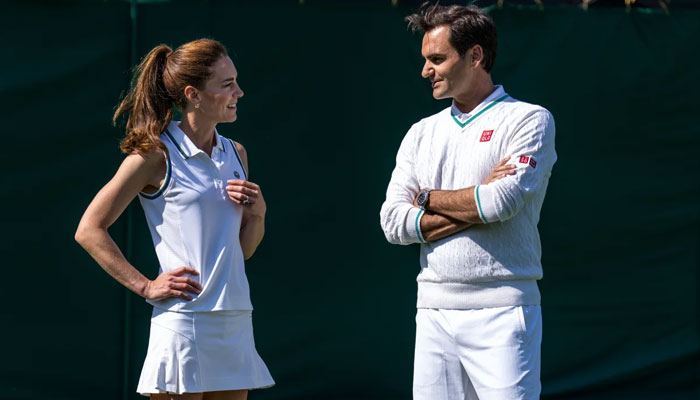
[138,121,252,312]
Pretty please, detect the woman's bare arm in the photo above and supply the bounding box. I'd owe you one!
[75,152,202,300]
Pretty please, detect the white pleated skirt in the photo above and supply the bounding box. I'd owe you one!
[137,307,275,396]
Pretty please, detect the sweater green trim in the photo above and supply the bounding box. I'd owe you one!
[451,94,510,128]
[475,185,488,223]
[416,208,426,243]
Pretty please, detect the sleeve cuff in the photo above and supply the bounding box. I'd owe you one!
[406,207,426,243]
[474,184,499,223]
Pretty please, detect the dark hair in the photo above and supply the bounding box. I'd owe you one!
[114,39,228,155]
[406,3,497,73]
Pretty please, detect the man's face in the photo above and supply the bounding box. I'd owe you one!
[420,25,472,100]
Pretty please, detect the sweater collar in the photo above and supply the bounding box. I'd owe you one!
[451,85,507,123]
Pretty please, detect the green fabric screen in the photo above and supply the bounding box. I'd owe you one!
[3,1,699,399]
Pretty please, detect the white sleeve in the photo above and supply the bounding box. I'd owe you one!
[475,109,556,223]
[379,125,426,244]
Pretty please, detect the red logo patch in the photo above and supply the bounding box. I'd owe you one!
[518,156,537,168]
[480,130,493,142]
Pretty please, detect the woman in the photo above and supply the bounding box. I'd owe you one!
[75,39,274,400]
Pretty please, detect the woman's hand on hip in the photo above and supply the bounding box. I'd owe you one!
[144,266,202,301]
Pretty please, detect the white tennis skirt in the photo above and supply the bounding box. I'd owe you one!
[137,307,275,396]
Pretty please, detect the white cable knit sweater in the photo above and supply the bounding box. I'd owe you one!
[380,86,556,309]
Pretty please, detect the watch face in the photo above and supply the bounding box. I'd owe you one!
[418,191,427,206]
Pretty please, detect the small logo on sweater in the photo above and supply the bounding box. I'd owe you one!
[519,156,537,168]
[234,171,241,178]
[480,130,494,142]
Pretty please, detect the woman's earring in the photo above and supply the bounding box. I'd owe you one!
[195,103,200,109]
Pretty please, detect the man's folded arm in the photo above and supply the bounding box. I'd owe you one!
[419,211,473,242]
[425,109,556,224]
[476,109,556,223]
[379,127,428,245]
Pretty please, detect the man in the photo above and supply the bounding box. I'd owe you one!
[379,4,556,400]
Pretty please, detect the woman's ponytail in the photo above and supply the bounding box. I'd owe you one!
[114,44,173,155]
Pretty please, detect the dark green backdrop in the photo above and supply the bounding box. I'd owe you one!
[3,1,699,399]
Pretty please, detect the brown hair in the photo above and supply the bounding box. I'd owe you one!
[114,39,228,155]
[406,3,498,73]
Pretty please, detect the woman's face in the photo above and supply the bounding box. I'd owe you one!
[197,56,244,123]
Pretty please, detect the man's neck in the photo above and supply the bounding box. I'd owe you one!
[452,76,495,114]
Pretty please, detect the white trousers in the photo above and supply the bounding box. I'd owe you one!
[413,306,542,400]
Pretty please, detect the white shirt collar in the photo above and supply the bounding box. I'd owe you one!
[451,85,507,123]
[166,121,225,159]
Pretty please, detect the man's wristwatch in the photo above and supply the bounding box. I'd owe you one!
[416,189,432,209]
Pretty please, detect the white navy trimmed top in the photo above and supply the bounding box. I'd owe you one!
[380,85,557,309]
[138,121,252,312]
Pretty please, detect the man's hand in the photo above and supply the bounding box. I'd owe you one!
[413,155,518,235]
[482,156,516,184]
[413,156,516,209]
